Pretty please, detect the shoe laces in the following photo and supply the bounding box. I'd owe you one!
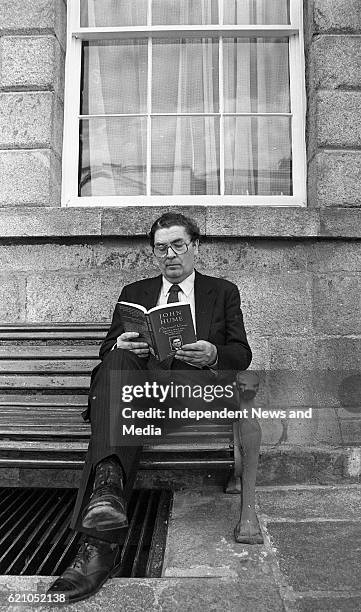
[71,538,110,570]
[93,461,123,489]
[90,483,123,501]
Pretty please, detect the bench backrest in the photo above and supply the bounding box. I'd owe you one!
[0,324,234,469]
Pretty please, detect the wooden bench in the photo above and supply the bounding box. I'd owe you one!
[0,324,236,472]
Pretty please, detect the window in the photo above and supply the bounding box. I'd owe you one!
[63,1,306,206]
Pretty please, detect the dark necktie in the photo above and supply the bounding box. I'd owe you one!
[167,284,181,303]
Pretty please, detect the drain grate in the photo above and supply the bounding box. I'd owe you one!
[0,487,172,578]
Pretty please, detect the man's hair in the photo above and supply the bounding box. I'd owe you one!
[149,212,201,247]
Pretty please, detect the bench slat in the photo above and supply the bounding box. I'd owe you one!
[0,439,88,450]
[0,375,90,389]
[0,394,88,405]
[0,439,231,452]
[0,323,108,341]
[0,360,97,373]
[0,408,85,416]
[0,411,232,432]
[0,346,100,358]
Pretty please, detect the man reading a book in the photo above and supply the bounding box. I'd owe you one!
[48,212,253,603]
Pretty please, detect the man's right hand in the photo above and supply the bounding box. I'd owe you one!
[116,332,150,357]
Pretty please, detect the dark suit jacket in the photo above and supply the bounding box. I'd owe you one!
[99,270,252,372]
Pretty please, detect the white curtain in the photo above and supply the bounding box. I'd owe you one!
[151,0,218,195]
[81,1,147,196]
[223,0,291,195]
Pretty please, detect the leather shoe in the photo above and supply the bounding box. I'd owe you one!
[82,457,128,531]
[47,536,120,604]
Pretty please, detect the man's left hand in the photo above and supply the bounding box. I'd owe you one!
[175,340,217,367]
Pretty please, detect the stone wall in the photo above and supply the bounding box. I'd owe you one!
[0,0,360,452]
[0,0,65,207]
[306,0,361,207]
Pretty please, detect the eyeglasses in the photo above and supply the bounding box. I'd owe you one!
[153,240,192,259]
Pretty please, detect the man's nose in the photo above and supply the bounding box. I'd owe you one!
[166,245,177,257]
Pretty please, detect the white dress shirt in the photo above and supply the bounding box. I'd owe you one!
[157,271,196,332]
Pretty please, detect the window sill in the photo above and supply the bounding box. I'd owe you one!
[0,206,360,238]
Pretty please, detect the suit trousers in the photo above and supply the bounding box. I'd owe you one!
[70,347,203,543]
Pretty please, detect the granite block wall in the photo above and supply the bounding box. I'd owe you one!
[0,0,360,453]
[306,0,361,207]
[0,236,360,448]
[0,0,65,206]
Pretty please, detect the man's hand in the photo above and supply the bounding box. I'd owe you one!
[116,332,150,358]
[175,340,217,367]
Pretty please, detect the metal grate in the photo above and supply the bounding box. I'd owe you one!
[0,487,172,578]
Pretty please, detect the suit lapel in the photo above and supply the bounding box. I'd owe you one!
[141,275,162,310]
[195,271,216,340]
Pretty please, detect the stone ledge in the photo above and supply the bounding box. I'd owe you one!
[0,207,102,237]
[0,206,361,238]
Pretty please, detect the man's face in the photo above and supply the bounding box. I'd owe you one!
[154,225,198,283]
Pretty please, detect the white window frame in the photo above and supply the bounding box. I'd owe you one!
[62,0,306,207]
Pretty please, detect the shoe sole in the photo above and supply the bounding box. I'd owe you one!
[62,557,124,604]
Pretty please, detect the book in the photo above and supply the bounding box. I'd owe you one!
[117,301,197,362]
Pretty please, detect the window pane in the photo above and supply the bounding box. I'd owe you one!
[224,38,290,113]
[81,41,147,115]
[79,118,147,196]
[152,0,218,24]
[80,0,147,27]
[223,0,290,24]
[151,117,220,195]
[224,117,292,195]
[152,39,218,113]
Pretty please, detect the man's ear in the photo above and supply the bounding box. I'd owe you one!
[193,240,199,255]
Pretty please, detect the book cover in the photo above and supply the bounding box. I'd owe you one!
[118,301,197,361]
